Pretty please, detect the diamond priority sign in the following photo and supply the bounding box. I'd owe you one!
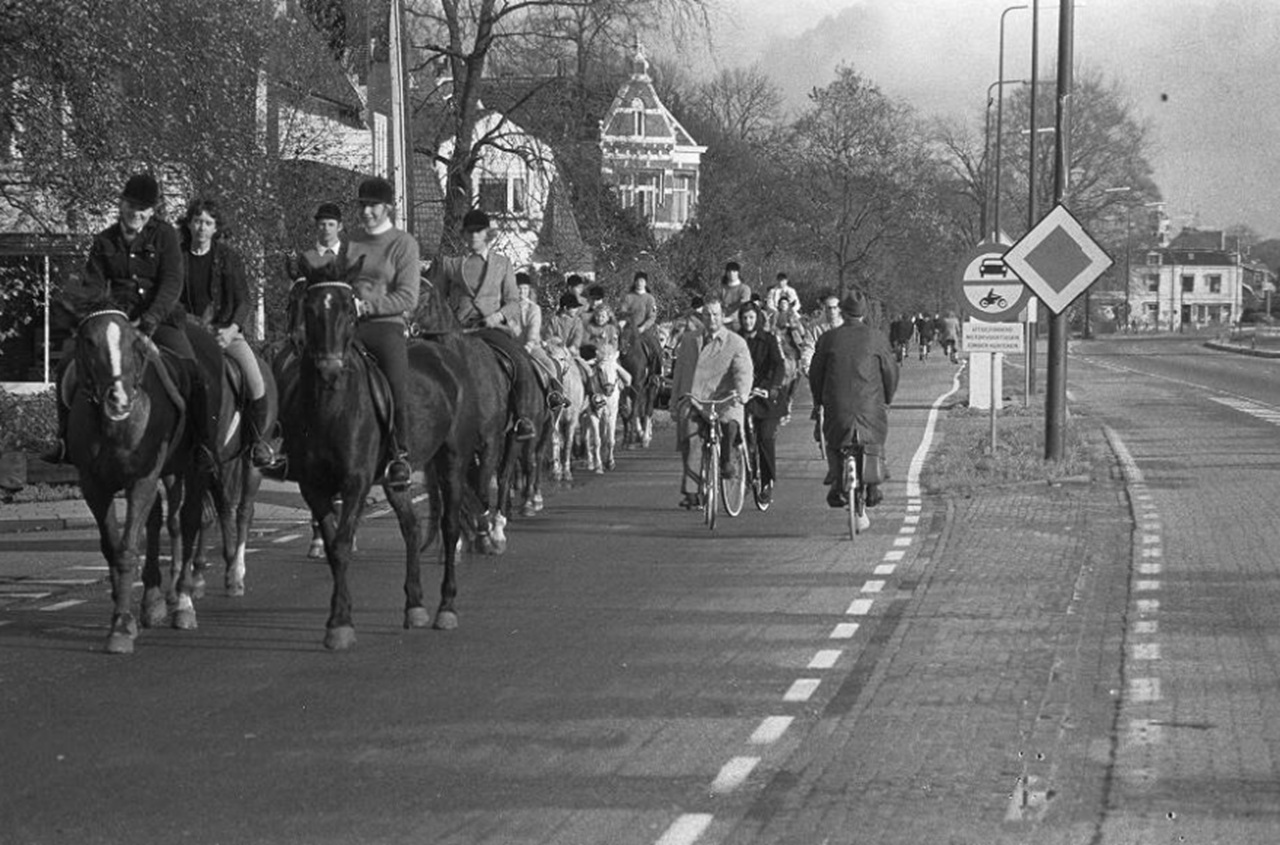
[1002,203,1113,314]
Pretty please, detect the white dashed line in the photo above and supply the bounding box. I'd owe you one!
[860,580,885,594]
[1129,677,1161,702]
[1137,563,1161,575]
[846,599,874,615]
[892,537,912,547]
[784,679,821,702]
[829,622,859,639]
[1136,599,1159,614]
[873,564,896,575]
[39,599,86,612]
[655,814,713,845]
[1135,580,1160,592]
[883,550,905,561]
[1132,643,1161,660]
[1134,620,1158,634]
[710,756,759,794]
[272,533,304,544]
[749,716,793,745]
[807,650,842,669]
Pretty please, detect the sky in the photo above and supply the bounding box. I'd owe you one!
[681,0,1280,239]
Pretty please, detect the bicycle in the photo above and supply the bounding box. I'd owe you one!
[681,393,743,529]
[742,396,772,513]
[841,439,870,540]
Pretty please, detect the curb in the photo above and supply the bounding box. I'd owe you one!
[1203,340,1280,359]
[0,517,98,534]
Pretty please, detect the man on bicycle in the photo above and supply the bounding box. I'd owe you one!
[671,297,754,510]
[808,291,899,513]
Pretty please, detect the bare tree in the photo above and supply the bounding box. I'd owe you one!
[689,64,782,145]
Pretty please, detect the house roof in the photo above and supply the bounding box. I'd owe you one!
[1168,228,1225,252]
[600,44,702,151]
[530,176,594,272]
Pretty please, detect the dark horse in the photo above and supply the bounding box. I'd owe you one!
[619,322,664,449]
[65,306,211,653]
[191,343,279,598]
[413,277,524,553]
[275,258,478,649]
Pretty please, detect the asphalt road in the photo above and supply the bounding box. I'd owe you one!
[4,336,1280,844]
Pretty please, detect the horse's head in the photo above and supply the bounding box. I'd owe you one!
[413,262,463,334]
[74,307,150,422]
[595,345,622,396]
[300,255,363,384]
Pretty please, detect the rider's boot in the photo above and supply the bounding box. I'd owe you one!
[546,377,569,411]
[247,396,280,468]
[386,404,412,490]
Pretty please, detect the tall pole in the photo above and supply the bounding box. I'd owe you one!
[995,6,1026,240]
[388,0,412,234]
[1026,0,1041,397]
[1045,0,1073,461]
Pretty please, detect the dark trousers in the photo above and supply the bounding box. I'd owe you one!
[477,328,542,424]
[357,320,410,448]
[751,415,779,487]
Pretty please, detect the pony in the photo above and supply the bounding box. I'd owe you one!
[191,344,278,598]
[619,322,664,449]
[582,345,626,474]
[64,305,212,653]
[274,257,479,649]
[548,349,587,483]
[412,277,519,555]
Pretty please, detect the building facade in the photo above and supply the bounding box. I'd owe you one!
[1127,229,1275,331]
[599,45,705,242]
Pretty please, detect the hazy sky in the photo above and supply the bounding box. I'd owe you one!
[682,0,1280,239]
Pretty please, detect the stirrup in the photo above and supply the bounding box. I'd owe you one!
[40,439,68,465]
[386,453,412,490]
[514,418,536,441]
[250,440,281,469]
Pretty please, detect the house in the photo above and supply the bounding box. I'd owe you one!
[599,43,706,242]
[1126,228,1276,330]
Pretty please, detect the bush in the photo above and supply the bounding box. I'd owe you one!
[0,389,58,453]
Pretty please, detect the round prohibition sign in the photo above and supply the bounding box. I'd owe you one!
[954,242,1032,322]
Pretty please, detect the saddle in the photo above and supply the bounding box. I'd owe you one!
[275,343,394,435]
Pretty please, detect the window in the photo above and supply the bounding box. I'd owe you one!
[1146,274,1159,292]
[478,175,527,216]
[619,171,661,222]
[1207,274,1222,293]
[631,98,645,136]
[1181,274,1194,293]
[670,173,695,225]
[1145,252,1161,266]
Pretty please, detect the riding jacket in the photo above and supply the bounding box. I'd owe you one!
[83,217,185,333]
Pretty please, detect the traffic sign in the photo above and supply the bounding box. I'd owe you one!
[954,240,1031,322]
[962,320,1025,354]
[1002,203,1113,314]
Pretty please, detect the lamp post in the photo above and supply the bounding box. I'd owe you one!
[985,79,1030,239]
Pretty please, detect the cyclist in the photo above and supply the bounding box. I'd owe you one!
[889,312,914,364]
[937,311,962,364]
[738,302,787,506]
[914,311,935,362]
[671,297,754,510]
[808,291,899,515]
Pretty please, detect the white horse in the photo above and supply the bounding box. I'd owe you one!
[583,347,628,474]
[549,348,587,483]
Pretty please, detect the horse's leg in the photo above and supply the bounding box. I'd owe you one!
[83,480,138,653]
[551,424,564,481]
[587,413,603,473]
[433,452,463,630]
[303,482,365,649]
[603,401,618,471]
[106,475,163,653]
[190,492,211,598]
[385,481,427,630]
[140,494,168,629]
[172,473,206,631]
[307,519,325,559]
[228,463,260,597]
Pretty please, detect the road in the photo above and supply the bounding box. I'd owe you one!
[2,335,1280,844]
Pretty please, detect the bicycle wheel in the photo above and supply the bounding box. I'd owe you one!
[750,438,770,512]
[844,452,860,540]
[722,440,747,517]
[703,441,719,530]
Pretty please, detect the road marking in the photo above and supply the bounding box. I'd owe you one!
[784,679,821,701]
[861,580,885,593]
[1140,547,1162,558]
[1136,599,1159,614]
[1141,534,1160,545]
[903,515,920,525]
[897,525,916,535]
[272,533,303,544]
[847,599,874,615]
[883,550,905,561]
[1137,563,1161,575]
[39,600,86,612]
[830,622,859,639]
[1134,620,1158,634]
[1132,643,1160,660]
[1129,677,1161,702]
[1135,580,1160,591]
[749,716,793,745]
[22,578,99,586]
[807,650,842,669]
[892,537,912,547]
[69,565,109,571]
[0,589,53,599]
[710,756,759,794]
[873,564,896,575]
[905,366,964,499]
[656,814,713,845]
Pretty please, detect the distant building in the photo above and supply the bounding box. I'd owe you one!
[599,43,705,242]
[1127,228,1276,330]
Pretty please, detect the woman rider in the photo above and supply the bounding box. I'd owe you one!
[178,197,277,468]
[344,176,419,490]
[45,173,216,469]
[739,302,788,505]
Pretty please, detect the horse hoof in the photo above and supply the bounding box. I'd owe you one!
[226,581,245,598]
[307,541,325,560]
[104,633,135,654]
[404,607,431,629]
[433,610,458,630]
[142,602,167,629]
[605,460,616,471]
[172,609,198,630]
[594,466,604,474]
[533,494,544,512]
[324,626,357,650]
[192,575,207,600]
[522,502,538,517]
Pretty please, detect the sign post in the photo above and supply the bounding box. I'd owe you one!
[963,322,1025,451]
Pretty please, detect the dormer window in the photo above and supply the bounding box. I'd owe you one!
[631,98,645,136]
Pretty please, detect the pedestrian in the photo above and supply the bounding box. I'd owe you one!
[721,261,752,330]
[809,292,844,341]
[178,197,276,467]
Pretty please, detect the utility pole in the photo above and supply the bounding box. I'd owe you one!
[1044,0,1073,461]
[1025,0,1041,397]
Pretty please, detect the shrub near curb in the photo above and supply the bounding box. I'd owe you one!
[0,388,80,500]
[920,401,1109,497]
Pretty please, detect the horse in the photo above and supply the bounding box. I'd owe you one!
[549,349,587,483]
[64,306,212,653]
[619,322,664,449]
[191,344,278,598]
[274,257,479,649]
[412,278,520,555]
[582,346,625,474]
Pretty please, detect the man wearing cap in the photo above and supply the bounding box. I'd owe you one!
[285,202,346,339]
[343,176,419,488]
[808,290,898,520]
[429,208,543,440]
[45,173,217,468]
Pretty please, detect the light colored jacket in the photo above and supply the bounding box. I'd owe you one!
[671,326,754,428]
[430,249,521,328]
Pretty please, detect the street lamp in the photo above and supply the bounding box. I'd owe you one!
[985,79,1029,239]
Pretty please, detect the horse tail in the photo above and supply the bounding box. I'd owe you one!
[418,459,487,552]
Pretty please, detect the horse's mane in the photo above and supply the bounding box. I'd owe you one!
[412,272,464,335]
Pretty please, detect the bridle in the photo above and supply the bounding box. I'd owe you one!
[304,281,357,375]
[75,308,146,417]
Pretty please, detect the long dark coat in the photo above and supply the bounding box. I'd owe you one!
[743,329,789,420]
[182,241,249,330]
[808,320,899,448]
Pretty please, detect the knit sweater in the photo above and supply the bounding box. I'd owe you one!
[345,227,420,323]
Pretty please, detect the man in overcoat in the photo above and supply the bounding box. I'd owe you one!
[808,291,899,510]
[670,298,754,509]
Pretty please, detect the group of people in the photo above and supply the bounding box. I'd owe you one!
[890,311,962,364]
[670,265,898,518]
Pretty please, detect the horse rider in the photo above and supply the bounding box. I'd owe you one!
[344,176,419,490]
[619,271,658,336]
[512,272,568,409]
[671,297,754,510]
[178,197,277,468]
[428,208,543,441]
[286,202,345,339]
[45,172,217,470]
[808,291,898,517]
